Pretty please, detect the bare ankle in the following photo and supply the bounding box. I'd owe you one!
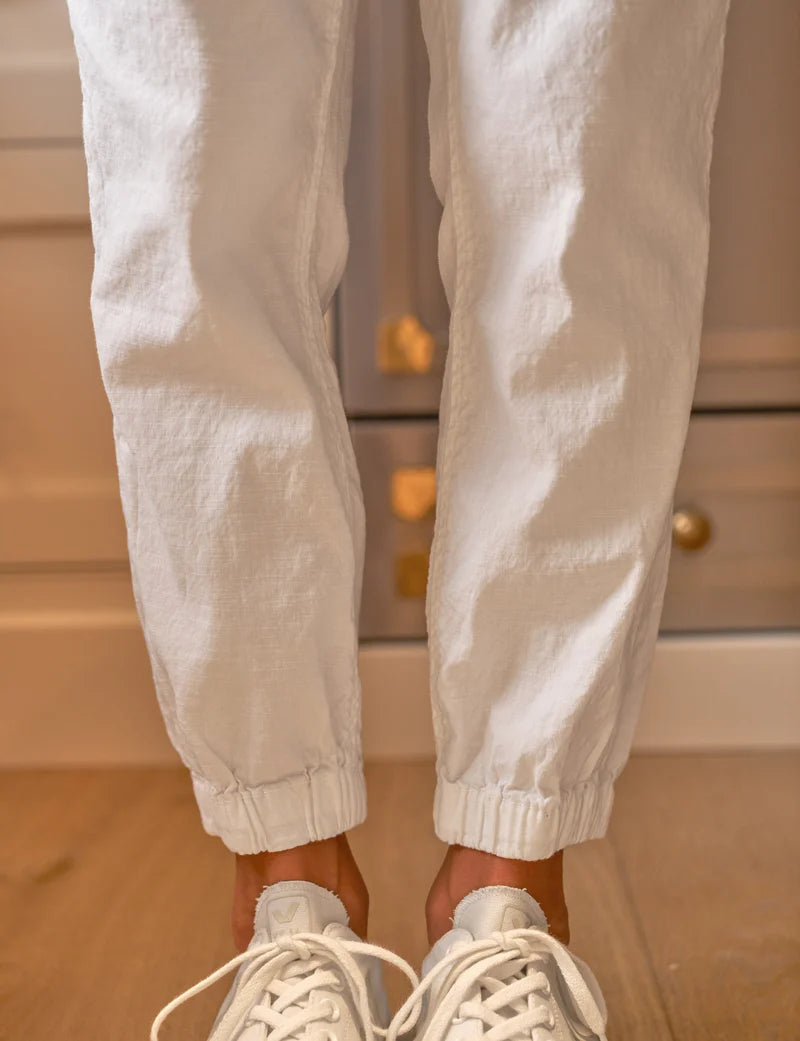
[232,834,368,950]
[426,845,569,946]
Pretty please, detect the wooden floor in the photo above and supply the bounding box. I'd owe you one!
[0,755,798,1039]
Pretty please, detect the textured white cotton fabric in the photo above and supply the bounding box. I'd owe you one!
[65,0,730,859]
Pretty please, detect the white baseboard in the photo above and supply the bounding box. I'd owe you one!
[360,635,800,758]
[1,571,798,766]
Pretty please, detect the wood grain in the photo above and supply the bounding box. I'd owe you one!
[0,757,796,1039]
[609,754,800,1041]
[0,770,232,1040]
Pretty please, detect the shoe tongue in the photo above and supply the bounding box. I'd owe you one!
[253,880,349,941]
[453,886,549,939]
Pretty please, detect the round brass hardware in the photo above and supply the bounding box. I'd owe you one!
[672,509,712,551]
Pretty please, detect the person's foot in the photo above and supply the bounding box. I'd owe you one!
[150,880,418,1041]
[426,846,569,946]
[233,835,369,950]
[400,885,608,1041]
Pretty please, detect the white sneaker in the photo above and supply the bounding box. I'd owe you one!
[397,886,608,1041]
[150,880,419,1041]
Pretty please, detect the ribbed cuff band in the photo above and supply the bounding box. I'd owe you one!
[433,772,615,861]
[191,763,367,854]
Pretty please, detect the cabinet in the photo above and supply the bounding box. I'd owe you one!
[339,0,800,637]
[2,0,799,640]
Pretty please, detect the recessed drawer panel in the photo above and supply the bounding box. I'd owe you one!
[338,0,448,417]
[663,412,800,631]
[340,0,800,416]
[0,148,90,225]
[350,420,437,639]
[351,414,800,639]
[0,0,83,141]
[0,229,127,566]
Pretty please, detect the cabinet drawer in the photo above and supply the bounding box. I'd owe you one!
[0,229,127,565]
[339,0,448,417]
[340,0,800,416]
[0,0,83,141]
[663,412,800,631]
[351,420,437,638]
[0,148,90,225]
[352,414,800,639]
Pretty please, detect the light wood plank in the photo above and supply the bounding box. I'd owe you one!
[0,770,233,1039]
[565,837,673,1040]
[1,759,796,1039]
[610,754,800,1041]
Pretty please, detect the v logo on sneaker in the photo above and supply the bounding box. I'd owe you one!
[500,907,530,931]
[272,899,301,924]
[266,894,311,935]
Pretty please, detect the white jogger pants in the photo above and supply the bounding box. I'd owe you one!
[66,0,730,859]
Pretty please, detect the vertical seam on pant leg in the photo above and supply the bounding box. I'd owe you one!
[332,1,367,748]
[293,1,349,477]
[426,1,473,778]
[293,0,364,775]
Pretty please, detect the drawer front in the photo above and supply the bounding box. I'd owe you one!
[663,412,800,631]
[339,0,800,415]
[352,414,800,639]
[351,420,437,638]
[0,148,89,225]
[338,0,448,417]
[0,229,128,566]
[0,0,83,141]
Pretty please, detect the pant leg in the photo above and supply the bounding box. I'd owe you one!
[420,0,731,860]
[65,0,365,854]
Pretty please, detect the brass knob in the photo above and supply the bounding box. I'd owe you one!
[391,466,436,521]
[672,508,712,551]
[395,551,430,598]
[377,315,436,374]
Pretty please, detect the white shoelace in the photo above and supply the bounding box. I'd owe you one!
[150,932,420,1041]
[393,928,608,1041]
